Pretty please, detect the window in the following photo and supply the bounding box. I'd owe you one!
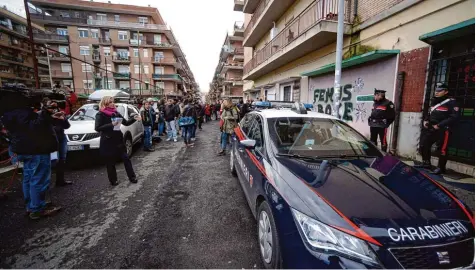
[104,63,112,72]
[90,29,99,38]
[81,63,92,72]
[58,46,69,55]
[133,48,139,57]
[63,80,73,88]
[83,80,93,89]
[132,33,143,41]
[138,17,148,25]
[153,34,161,44]
[106,79,113,89]
[60,12,70,18]
[103,46,111,56]
[239,114,255,135]
[74,12,80,18]
[154,51,164,61]
[155,81,164,90]
[145,80,150,89]
[248,118,264,153]
[79,46,90,55]
[78,28,89,38]
[119,81,129,89]
[154,66,164,74]
[116,49,128,58]
[283,85,292,101]
[142,49,148,57]
[127,106,137,118]
[134,81,140,89]
[143,65,149,74]
[118,65,129,73]
[118,30,128,40]
[57,28,68,36]
[97,13,107,21]
[134,64,140,74]
[114,15,120,22]
[61,63,72,72]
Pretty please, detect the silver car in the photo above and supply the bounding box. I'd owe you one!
[66,103,144,157]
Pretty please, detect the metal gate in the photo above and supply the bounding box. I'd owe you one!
[423,35,475,165]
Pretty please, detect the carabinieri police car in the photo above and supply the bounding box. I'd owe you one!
[229,103,474,269]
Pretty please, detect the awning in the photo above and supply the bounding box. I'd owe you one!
[419,18,475,44]
[301,50,400,77]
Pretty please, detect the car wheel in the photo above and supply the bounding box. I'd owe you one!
[257,201,281,269]
[125,137,133,157]
[230,148,237,176]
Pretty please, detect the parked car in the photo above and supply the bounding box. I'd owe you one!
[66,103,144,157]
[230,103,475,269]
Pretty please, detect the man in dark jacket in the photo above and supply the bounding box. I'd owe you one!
[420,83,459,174]
[1,98,61,220]
[140,100,155,152]
[164,99,179,142]
[44,98,72,186]
[368,89,395,152]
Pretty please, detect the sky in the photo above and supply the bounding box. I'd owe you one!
[2,0,244,93]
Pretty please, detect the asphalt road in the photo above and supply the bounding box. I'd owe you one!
[0,121,262,269]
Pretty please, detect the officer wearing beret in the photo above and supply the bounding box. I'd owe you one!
[368,89,395,152]
[420,83,459,174]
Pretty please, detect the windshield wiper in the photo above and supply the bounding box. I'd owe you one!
[276,153,319,161]
[313,154,379,159]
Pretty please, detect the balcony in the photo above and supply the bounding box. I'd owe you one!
[152,74,183,82]
[224,62,244,71]
[130,39,147,46]
[243,0,295,47]
[99,38,111,45]
[0,54,25,65]
[39,52,70,61]
[112,55,130,63]
[243,0,351,80]
[30,13,88,24]
[87,19,170,31]
[233,48,245,61]
[113,72,130,79]
[243,0,261,13]
[233,22,245,37]
[151,57,180,67]
[234,0,245,11]
[48,70,73,78]
[92,53,101,62]
[33,33,69,44]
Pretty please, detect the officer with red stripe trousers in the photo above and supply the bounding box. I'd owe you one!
[368,89,395,152]
[420,83,459,175]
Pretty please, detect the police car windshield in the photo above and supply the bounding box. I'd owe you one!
[70,105,125,121]
[268,117,382,158]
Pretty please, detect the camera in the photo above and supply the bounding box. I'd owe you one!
[0,84,66,114]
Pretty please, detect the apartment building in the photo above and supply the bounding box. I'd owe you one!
[237,0,474,174]
[208,22,245,103]
[29,0,198,98]
[0,7,51,88]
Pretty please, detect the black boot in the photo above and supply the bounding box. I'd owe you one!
[421,160,432,169]
[56,160,73,186]
[434,158,447,175]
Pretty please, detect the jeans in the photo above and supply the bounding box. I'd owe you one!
[144,126,152,149]
[56,137,68,184]
[18,154,51,213]
[221,132,230,150]
[183,125,194,144]
[158,122,165,135]
[166,120,177,139]
[191,124,196,139]
[105,152,136,184]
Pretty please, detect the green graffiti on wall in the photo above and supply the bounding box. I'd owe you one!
[313,84,353,121]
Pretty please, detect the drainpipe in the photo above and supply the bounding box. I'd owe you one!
[390,71,405,155]
[353,0,358,17]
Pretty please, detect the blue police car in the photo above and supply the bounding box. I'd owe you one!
[230,103,474,269]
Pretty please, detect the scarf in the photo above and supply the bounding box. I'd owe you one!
[100,107,117,117]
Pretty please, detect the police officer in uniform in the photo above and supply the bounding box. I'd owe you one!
[420,83,459,174]
[368,89,395,152]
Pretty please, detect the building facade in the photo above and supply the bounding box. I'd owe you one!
[208,22,245,103]
[237,0,474,174]
[0,6,51,88]
[29,0,198,98]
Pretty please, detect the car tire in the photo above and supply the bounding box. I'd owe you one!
[124,137,133,157]
[230,148,237,177]
[257,201,281,269]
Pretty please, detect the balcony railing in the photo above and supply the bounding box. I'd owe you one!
[33,33,69,42]
[40,52,70,59]
[87,19,170,31]
[112,55,130,62]
[234,48,244,55]
[130,39,147,46]
[152,57,177,64]
[31,13,88,24]
[0,54,24,63]
[92,53,101,62]
[99,38,111,44]
[244,0,270,39]
[234,21,245,31]
[49,70,73,77]
[244,0,347,74]
[153,74,182,81]
[113,72,130,79]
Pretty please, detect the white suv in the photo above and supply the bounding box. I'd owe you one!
[66,103,144,157]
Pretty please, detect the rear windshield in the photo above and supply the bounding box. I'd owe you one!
[70,104,125,121]
[268,117,382,157]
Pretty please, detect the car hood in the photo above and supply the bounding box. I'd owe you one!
[65,120,96,134]
[275,155,474,247]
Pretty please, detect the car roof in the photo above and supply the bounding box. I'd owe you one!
[253,109,338,120]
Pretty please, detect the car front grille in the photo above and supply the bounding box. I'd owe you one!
[67,133,99,142]
[389,238,474,269]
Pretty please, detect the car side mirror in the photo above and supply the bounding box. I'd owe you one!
[240,139,256,149]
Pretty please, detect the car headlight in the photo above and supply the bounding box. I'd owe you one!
[291,209,379,265]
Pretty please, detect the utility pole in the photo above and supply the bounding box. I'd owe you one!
[137,30,142,97]
[332,0,345,119]
[104,56,108,89]
[45,44,53,87]
[84,55,89,94]
[24,0,39,88]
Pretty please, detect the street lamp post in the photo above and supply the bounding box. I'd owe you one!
[332,0,346,119]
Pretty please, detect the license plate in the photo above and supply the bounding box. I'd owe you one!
[68,145,84,151]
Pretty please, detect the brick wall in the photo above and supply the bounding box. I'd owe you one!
[349,0,405,22]
[398,47,430,112]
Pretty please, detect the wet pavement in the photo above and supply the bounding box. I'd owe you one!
[0,121,262,268]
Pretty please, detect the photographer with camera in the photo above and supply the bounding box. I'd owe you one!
[1,90,62,220]
[42,98,72,186]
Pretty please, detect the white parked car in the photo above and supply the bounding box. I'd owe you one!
[66,103,144,157]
